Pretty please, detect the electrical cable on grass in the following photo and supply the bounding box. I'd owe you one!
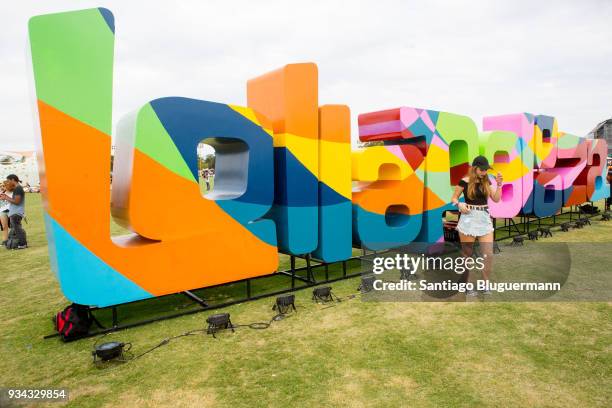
[92,312,293,366]
[92,287,361,366]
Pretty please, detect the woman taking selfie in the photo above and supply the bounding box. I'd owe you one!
[0,180,13,246]
[450,156,503,296]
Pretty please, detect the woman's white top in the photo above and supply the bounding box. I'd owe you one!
[0,191,12,212]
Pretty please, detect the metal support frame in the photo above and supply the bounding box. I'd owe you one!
[44,200,607,340]
[491,199,605,241]
[182,290,209,308]
[44,252,370,340]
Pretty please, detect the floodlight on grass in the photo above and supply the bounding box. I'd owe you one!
[92,341,130,364]
[273,294,296,315]
[206,313,234,338]
[358,276,375,293]
[312,286,335,303]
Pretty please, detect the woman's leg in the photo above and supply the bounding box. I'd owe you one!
[458,232,476,284]
[0,215,8,242]
[477,231,495,282]
[9,215,26,247]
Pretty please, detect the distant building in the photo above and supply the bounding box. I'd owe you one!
[0,151,40,188]
[588,118,612,155]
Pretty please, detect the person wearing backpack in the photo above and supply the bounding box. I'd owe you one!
[0,174,27,249]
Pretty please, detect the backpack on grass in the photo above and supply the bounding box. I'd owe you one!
[55,304,103,342]
[5,226,27,249]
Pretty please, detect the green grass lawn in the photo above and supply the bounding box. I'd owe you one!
[0,194,610,407]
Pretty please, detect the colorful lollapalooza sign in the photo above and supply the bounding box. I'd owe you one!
[29,8,609,307]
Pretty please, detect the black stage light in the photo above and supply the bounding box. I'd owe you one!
[312,286,334,303]
[273,294,296,314]
[358,275,376,293]
[206,313,234,338]
[538,226,553,238]
[510,235,524,246]
[92,341,130,363]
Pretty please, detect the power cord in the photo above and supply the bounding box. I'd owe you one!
[131,328,207,360]
[319,293,358,309]
[92,288,361,366]
[231,313,289,330]
[92,313,292,366]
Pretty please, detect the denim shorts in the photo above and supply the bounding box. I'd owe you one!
[456,207,494,237]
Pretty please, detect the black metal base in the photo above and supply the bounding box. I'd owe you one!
[492,200,604,241]
[44,252,371,341]
[43,200,607,341]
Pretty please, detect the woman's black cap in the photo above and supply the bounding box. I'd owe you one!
[471,156,492,171]
[6,174,21,183]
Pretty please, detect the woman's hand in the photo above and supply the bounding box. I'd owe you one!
[458,202,470,214]
[495,172,503,186]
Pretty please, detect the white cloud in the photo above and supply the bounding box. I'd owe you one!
[1,0,611,151]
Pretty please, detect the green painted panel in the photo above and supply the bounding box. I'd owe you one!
[135,104,196,182]
[29,8,114,134]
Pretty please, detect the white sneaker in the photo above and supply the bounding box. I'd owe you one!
[466,289,479,297]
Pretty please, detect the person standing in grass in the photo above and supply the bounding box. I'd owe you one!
[202,168,210,191]
[0,174,27,249]
[450,156,502,296]
[0,180,12,246]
